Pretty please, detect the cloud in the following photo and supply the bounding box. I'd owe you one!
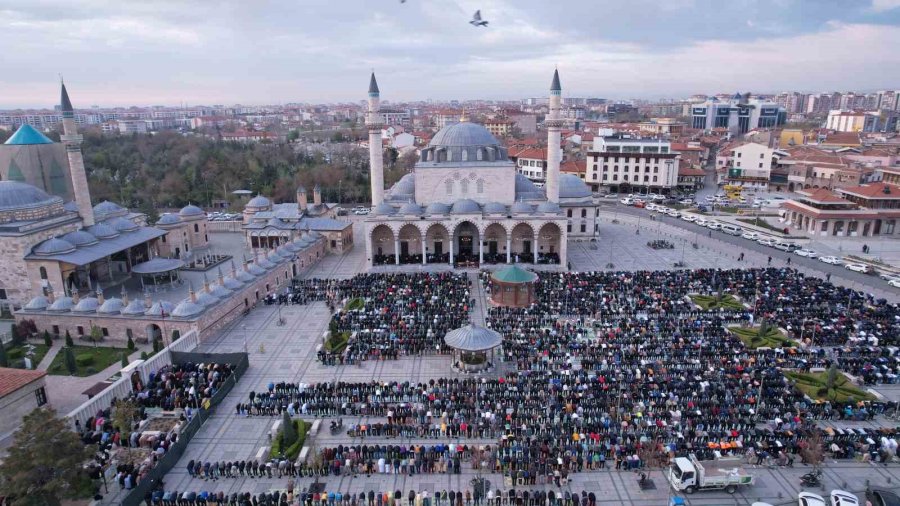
[871,0,900,12]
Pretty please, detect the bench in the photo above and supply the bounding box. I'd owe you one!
[296,446,310,464]
[255,446,269,460]
[309,419,321,436]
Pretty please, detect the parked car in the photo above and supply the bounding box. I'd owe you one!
[741,231,760,240]
[774,241,799,252]
[890,279,900,288]
[879,272,899,281]
[721,224,742,236]
[679,198,694,205]
[634,200,646,208]
[757,238,777,247]
[681,214,697,222]
[829,489,859,506]
[819,255,843,265]
[667,210,681,218]
[799,492,827,506]
[695,218,709,227]
[620,197,635,206]
[645,203,658,211]
[794,248,818,258]
[706,221,722,231]
[845,263,872,274]
[866,488,900,506]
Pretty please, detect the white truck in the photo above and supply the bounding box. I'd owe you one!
[667,454,754,494]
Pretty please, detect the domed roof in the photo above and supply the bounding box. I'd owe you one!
[511,201,535,214]
[425,202,450,214]
[399,202,422,215]
[144,300,176,317]
[4,124,53,145]
[72,297,100,313]
[222,276,243,290]
[24,296,50,311]
[491,265,538,284]
[308,230,322,238]
[62,230,99,247]
[443,324,503,352]
[121,299,148,315]
[98,298,125,314]
[373,202,396,216]
[247,263,266,276]
[180,204,205,217]
[390,174,415,196]
[235,268,256,282]
[0,181,61,211]
[514,174,544,199]
[171,299,204,318]
[87,223,120,239]
[106,217,139,232]
[93,200,125,216]
[209,283,231,298]
[559,174,592,199]
[194,290,218,307]
[156,213,181,226]
[429,122,499,148]
[451,199,481,214]
[246,195,271,208]
[48,296,75,312]
[483,202,507,214]
[256,256,276,270]
[536,201,561,213]
[33,237,76,256]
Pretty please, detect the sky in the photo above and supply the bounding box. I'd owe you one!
[2,0,900,108]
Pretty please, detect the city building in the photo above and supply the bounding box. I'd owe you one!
[718,142,785,190]
[363,70,597,268]
[826,110,881,132]
[585,136,680,194]
[782,182,900,237]
[638,118,686,137]
[690,94,786,134]
[482,118,514,138]
[509,146,564,186]
[0,368,47,443]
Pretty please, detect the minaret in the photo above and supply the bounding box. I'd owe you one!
[313,184,322,206]
[545,69,563,203]
[60,81,95,226]
[297,185,308,211]
[366,73,385,206]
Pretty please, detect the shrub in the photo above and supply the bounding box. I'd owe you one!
[0,341,8,367]
[65,331,73,347]
[7,348,24,360]
[64,347,76,374]
[43,331,53,347]
[120,352,129,368]
[152,338,162,353]
[84,367,97,375]
[75,354,94,367]
[140,351,149,360]
[9,325,23,346]
[270,419,307,461]
[127,336,135,351]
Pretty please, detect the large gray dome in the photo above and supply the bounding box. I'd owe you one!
[483,202,507,214]
[373,202,396,216]
[451,199,481,214]
[399,202,422,215]
[156,213,181,226]
[180,204,205,216]
[429,122,499,148]
[246,195,271,208]
[514,174,544,199]
[93,201,125,218]
[389,174,415,198]
[511,201,535,214]
[0,181,61,211]
[425,202,450,214]
[559,174,592,199]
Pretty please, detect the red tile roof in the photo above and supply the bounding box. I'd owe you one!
[511,147,548,160]
[678,166,706,176]
[837,182,900,200]
[561,160,586,174]
[0,367,46,398]
[796,188,852,204]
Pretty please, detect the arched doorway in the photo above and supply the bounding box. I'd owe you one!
[145,324,162,344]
[482,223,508,264]
[425,223,450,264]
[370,224,395,265]
[537,222,562,264]
[397,224,423,264]
[510,223,535,263]
[453,221,480,266]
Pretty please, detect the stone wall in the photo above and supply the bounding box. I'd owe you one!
[414,165,516,205]
[0,221,81,306]
[0,376,46,443]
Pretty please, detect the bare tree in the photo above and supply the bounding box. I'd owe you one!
[800,429,825,470]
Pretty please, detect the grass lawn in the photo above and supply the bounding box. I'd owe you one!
[345,297,365,311]
[691,294,745,311]
[324,332,350,353]
[4,342,50,369]
[784,371,876,403]
[728,325,796,349]
[270,419,308,460]
[48,344,130,377]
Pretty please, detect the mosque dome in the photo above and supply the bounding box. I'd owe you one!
[209,283,231,298]
[514,174,544,199]
[422,122,508,164]
[559,174,592,199]
[145,300,176,317]
[62,230,99,247]
[24,296,50,311]
[72,297,100,313]
[399,202,423,215]
[511,201,535,214]
[429,122,500,149]
[389,174,415,198]
[537,201,561,213]
[106,217,139,232]
[4,124,53,145]
[222,275,243,290]
[47,296,75,312]
[256,255,276,270]
[156,213,181,226]
[93,201,125,218]
[425,202,450,214]
[122,299,148,315]
[451,199,481,214]
[235,268,256,282]
[0,181,61,211]
[247,263,266,276]
[87,223,120,239]
[97,298,125,314]
[307,230,322,239]
[179,204,205,217]
[373,202,396,216]
[246,195,271,208]
[483,202,507,214]
[171,299,204,318]
[194,290,218,307]
[33,237,76,256]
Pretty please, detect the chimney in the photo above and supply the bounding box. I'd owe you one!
[313,184,322,206]
[297,186,308,211]
[47,283,56,303]
[231,259,240,278]
[96,284,104,305]
[144,292,152,308]
[202,273,211,294]
[218,266,226,286]
[121,285,129,305]
[188,282,197,303]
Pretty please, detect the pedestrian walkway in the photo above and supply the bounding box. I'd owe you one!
[468,272,488,328]
[35,344,61,370]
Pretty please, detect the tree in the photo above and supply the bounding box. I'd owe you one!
[64,347,76,375]
[0,340,8,368]
[89,326,102,348]
[111,399,139,442]
[281,410,297,451]
[65,330,73,347]
[800,428,825,470]
[9,324,22,346]
[126,335,135,351]
[43,331,52,348]
[120,352,129,368]
[0,407,93,506]
[153,338,162,354]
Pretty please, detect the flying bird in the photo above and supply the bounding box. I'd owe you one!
[469,10,488,27]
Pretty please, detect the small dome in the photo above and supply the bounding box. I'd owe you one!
[222,276,243,290]
[390,174,415,196]
[247,263,266,276]
[144,300,176,317]
[72,297,100,313]
[0,181,61,211]
[307,230,322,239]
[209,283,231,298]
[121,299,148,315]
[399,202,422,215]
[559,174,592,199]
[47,296,75,312]
[62,230,99,247]
[451,199,481,214]
[195,290,218,306]
[246,195,271,208]
[483,202,507,214]
[373,202,396,216]
[33,237,76,256]
[514,174,544,198]
[93,200,125,217]
[425,202,450,214]
[97,298,124,314]
[276,244,295,257]
[106,217,138,232]
[511,201,535,214]
[236,268,256,282]
[537,201,561,213]
[24,296,50,311]
[171,299,204,318]
[180,204,205,217]
[86,223,120,239]
[256,256,276,270]
[157,213,181,226]
[63,201,78,213]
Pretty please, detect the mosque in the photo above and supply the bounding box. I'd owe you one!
[363,70,597,268]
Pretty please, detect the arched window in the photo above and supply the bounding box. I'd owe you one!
[477,179,484,193]
[460,179,469,194]
[447,149,453,162]
[461,149,469,162]
[476,149,484,161]
[39,267,47,280]
[194,223,199,233]
[445,180,454,195]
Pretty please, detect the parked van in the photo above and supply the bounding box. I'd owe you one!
[721,224,742,236]
[774,241,799,252]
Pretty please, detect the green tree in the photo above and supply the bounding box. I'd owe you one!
[63,347,76,375]
[0,340,8,368]
[126,335,135,351]
[64,330,73,347]
[112,399,139,442]
[89,326,102,348]
[153,338,162,354]
[43,331,52,347]
[281,410,297,450]
[120,352,129,368]
[9,324,23,346]
[0,407,93,506]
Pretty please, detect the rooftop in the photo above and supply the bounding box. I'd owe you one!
[0,367,46,398]
[4,124,53,146]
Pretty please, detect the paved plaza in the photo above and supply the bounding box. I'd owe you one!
[104,219,900,506]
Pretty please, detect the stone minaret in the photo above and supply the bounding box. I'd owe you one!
[60,81,95,226]
[313,184,322,206]
[545,69,563,203]
[297,185,308,211]
[366,73,385,206]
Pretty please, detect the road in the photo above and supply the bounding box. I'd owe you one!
[606,203,900,300]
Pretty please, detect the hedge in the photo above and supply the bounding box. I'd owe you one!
[691,294,745,311]
[270,420,308,461]
[7,348,23,360]
[729,325,796,349]
[346,298,365,311]
[784,371,876,403]
[324,332,350,354]
[75,354,94,367]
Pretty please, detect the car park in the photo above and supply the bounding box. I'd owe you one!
[819,256,842,265]
[741,231,760,240]
[799,492,827,506]
[757,238,777,247]
[845,263,872,274]
[794,248,818,258]
[829,489,859,506]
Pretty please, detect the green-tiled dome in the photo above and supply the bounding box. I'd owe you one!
[4,124,53,145]
[491,265,538,284]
